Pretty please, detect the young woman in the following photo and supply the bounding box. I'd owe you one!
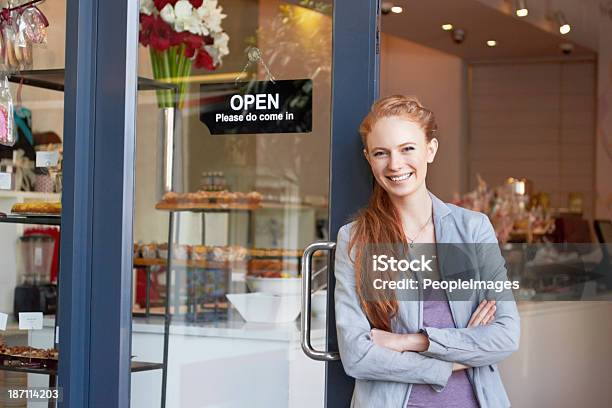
[334,95,520,407]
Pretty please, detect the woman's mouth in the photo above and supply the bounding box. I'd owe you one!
[386,172,414,182]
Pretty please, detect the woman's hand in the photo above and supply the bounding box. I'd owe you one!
[467,299,496,327]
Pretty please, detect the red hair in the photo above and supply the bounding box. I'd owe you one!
[349,95,438,331]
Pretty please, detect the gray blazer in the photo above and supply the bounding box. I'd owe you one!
[334,192,520,408]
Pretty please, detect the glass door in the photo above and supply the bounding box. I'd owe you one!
[130,1,378,407]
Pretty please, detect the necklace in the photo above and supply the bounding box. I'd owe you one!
[406,213,433,248]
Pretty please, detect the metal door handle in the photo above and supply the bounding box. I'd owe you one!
[161,107,175,193]
[301,241,340,361]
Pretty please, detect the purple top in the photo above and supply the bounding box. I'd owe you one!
[407,287,479,408]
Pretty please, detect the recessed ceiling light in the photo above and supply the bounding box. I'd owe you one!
[391,6,403,14]
[515,0,528,17]
[441,23,453,31]
[486,40,497,47]
[556,11,571,34]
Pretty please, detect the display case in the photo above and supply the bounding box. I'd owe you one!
[0,70,176,408]
[133,202,329,324]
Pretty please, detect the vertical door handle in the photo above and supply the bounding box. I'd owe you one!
[162,107,175,193]
[301,241,340,361]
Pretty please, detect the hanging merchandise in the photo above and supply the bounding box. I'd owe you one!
[0,0,49,72]
[20,5,47,45]
[0,76,14,146]
[2,23,18,72]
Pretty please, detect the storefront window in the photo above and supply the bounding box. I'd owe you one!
[132,1,332,406]
[0,1,65,405]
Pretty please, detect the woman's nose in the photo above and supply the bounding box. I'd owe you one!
[387,151,403,171]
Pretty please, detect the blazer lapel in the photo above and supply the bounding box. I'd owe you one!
[428,191,472,328]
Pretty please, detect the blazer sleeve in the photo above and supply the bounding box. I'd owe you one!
[334,225,453,389]
[420,214,521,367]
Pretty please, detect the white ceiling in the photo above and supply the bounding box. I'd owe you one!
[381,0,597,61]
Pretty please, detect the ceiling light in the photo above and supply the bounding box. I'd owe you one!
[515,0,528,17]
[391,6,403,14]
[486,40,497,47]
[556,11,571,34]
[441,23,453,31]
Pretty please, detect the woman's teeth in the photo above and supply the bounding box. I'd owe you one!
[388,173,413,182]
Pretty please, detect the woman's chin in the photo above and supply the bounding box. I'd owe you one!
[382,182,419,199]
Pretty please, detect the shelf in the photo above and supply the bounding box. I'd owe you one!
[155,201,326,212]
[0,213,61,225]
[130,361,165,372]
[134,258,230,269]
[0,191,61,200]
[8,69,178,93]
[155,202,260,212]
[0,361,163,375]
[0,364,56,375]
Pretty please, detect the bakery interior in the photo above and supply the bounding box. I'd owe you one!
[0,0,612,407]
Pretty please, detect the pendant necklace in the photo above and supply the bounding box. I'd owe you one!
[406,213,433,248]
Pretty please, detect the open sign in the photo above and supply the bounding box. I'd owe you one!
[200,79,312,135]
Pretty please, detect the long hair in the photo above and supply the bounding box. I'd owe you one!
[349,95,438,331]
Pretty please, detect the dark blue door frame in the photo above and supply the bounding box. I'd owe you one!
[327,1,380,407]
[59,0,138,406]
[58,0,378,407]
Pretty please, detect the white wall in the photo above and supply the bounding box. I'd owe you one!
[468,61,596,217]
[380,34,466,202]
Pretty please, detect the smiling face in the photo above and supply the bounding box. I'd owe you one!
[364,116,438,201]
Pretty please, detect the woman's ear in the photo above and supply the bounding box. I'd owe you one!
[363,148,370,164]
[426,138,439,163]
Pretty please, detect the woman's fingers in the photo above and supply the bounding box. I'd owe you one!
[468,300,496,327]
[467,299,488,327]
[482,305,496,325]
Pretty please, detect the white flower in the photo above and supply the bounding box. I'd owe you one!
[213,32,229,56]
[174,0,193,20]
[204,45,221,66]
[183,12,206,35]
[197,1,226,34]
[205,32,230,66]
[159,4,176,24]
[140,0,155,16]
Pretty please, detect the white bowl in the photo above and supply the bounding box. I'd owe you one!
[311,290,327,318]
[246,277,302,295]
[226,293,301,323]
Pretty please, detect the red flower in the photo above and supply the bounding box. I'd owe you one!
[154,0,178,10]
[149,17,173,51]
[189,0,203,7]
[183,33,204,49]
[169,31,185,47]
[194,49,215,70]
[203,34,214,45]
[182,33,204,58]
[139,13,156,47]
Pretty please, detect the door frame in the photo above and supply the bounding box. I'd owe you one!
[58,0,379,406]
[326,0,380,406]
[59,0,138,406]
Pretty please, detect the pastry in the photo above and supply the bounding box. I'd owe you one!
[141,243,158,259]
[192,245,207,261]
[246,191,262,204]
[11,201,61,214]
[162,191,179,204]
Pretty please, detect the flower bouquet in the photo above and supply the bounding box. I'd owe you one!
[139,0,230,108]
